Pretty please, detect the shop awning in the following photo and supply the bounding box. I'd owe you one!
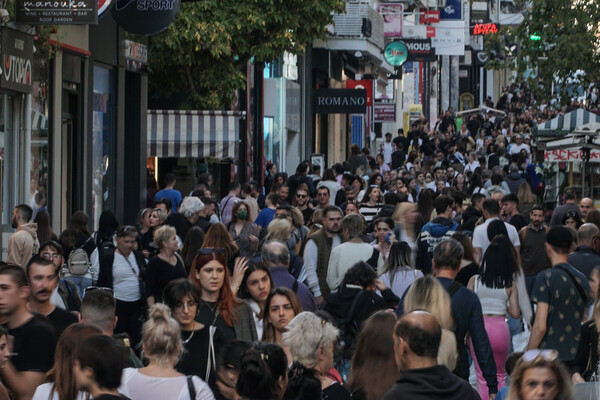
[147,110,243,159]
[533,109,600,137]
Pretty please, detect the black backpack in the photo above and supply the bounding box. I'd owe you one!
[94,232,116,257]
[332,290,365,382]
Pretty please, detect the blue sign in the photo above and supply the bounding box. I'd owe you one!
[403,62,413,73]
[440,0,462,20]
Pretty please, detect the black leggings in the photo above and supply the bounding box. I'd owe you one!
[115,298,146,351]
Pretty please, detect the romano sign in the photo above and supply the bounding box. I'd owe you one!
[314,89,367,114]
[15,0,98,24]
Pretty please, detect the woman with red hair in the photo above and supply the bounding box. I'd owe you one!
[189,250,258,342]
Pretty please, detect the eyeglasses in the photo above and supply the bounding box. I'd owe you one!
[521,349,558,362]
[198,248,224,254]
[174,300,197,312]
[83,286,115,298]
[41,252,61,260]
[296,194,307,199]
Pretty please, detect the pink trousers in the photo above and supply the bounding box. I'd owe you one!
[469,315,510,400]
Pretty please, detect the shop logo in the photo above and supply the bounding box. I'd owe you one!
[4,55,32,86]
[116,0,174,10]
[384,41,408,67]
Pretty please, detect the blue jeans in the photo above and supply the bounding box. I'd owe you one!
[64,276,92,299]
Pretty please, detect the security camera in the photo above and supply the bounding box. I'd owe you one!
[0,9,9,23]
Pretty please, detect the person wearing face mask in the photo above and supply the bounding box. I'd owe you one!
[228,201,259,258]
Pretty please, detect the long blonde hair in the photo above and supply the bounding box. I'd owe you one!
[517,182,536,204]
[392,202,417,241]
[404,276,453,330]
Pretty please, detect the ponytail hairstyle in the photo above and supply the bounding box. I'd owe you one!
[283,362,322,400]
[236,342,288,400]
[141,304,181,366]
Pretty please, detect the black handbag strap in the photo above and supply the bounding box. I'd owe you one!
[556,265,588,304]
[186,376,196,400]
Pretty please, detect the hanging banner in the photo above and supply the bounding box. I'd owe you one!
[313,89,367,114]
[377,3,403,37]
[544,149,600,163]
[440,0,462,20]
[111,0,181,35]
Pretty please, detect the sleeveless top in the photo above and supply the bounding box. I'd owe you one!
[473,276,509,316]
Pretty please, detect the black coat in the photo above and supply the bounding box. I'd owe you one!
[323,286,398,329]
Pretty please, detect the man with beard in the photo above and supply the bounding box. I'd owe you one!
[7,204,40,268]
[39,240,81,312]
[26,255,78,336]
[0,265,55,400]
[301,205,342,306]
[292,184,313,225]
[519,205,550,296]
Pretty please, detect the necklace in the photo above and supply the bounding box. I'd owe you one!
[204,301,220,326]
[182,329,195,344]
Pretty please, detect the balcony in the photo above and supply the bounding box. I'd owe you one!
[315,1,393,74]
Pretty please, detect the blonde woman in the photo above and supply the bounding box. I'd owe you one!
[119,304,215,400]
[392,202,419,265]
[403,276,458,370]
[517,182,537,216]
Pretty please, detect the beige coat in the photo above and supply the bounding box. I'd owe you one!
[7,223,40,267]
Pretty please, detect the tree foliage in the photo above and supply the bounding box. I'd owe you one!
[148,0,345,109]
[484,0,600,106]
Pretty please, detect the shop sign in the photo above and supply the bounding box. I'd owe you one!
[378,3,403,38]
[404,38,435,62]
[111,0,181,35]
[0,29,33,94]
[98,0,113,16]
[470,1,488,20]
[419,10,440,24]
[15,0,98,24]
[346,79,373,106]
[374,103,396,122]
[384,41,408,67]
[472,23,499,35]
[313,89,367,114]
[440,0,462,20]
[123,39,148,72]
[544,149,600,163]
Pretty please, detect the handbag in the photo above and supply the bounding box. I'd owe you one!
[512,319,531,353]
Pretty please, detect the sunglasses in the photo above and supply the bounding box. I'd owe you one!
[84,286,115,298]
[117,225,137,235]
[198,247,225,254]
[521,349,558,362]
[296,194,307,199]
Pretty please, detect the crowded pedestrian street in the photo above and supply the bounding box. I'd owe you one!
[0,0,598,400]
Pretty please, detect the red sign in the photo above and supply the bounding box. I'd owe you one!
[419,10,440,24]
[346,79,373,107]
[98,0,113,15]
[472,23,499,35]
[374,103,396,122]
[426,26,436,38]
[544,149,600,163]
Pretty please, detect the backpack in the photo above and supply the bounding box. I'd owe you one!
[93,231,116,257]
[67,237,94,276]
[332,290,364,381]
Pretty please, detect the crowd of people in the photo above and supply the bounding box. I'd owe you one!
[0,88,599,400]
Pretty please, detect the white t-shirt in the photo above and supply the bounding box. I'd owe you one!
[113,252,142,302]
[509,143,530,155]
[119,368,215,400]
[33,383,88,400]
[383,141,394,164]
[327,242,383,291]
[472,217,520,258]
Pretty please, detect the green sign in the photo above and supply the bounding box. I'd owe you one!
[384,41,408,67]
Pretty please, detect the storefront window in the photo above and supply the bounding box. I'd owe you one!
[0,96,12,225]
[92,66,116,230]
[31,58,50,220]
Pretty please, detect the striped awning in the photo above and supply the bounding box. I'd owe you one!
[533,109,600,137]
[147,110,243,159]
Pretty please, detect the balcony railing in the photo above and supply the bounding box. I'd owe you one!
[331,2,385,50]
